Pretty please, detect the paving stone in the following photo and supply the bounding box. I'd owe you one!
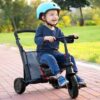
[0,46,100,100]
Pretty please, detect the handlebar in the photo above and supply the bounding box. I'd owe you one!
[56,35,79,41]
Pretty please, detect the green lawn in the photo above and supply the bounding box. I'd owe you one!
[0,26,100,64]
[61,26,100,63]
[0,32,36,49]
[62,25,100,42]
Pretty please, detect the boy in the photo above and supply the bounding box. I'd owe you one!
[35,2,86,87]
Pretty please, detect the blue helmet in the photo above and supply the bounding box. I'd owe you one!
[36,2,61,19]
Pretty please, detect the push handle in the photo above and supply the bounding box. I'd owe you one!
[14,29,36,39]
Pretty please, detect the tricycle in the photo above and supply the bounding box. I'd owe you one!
[14,29,86,99]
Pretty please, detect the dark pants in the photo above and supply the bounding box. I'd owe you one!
[39,51,78,75]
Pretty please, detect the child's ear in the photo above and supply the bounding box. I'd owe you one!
[41,15,45,20]
[41,15,45,21]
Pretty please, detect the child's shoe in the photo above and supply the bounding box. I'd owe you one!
[57,76,69,87]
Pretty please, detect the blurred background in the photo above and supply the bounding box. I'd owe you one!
[0,0,100,31]
[0,0,100,64]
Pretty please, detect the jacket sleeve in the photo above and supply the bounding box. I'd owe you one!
[35,27,44,45]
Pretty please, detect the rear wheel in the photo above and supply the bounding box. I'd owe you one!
[14,78,26,94]
[67,75,79,99]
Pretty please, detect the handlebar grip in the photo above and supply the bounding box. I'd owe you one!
[74,36,79,39]
[67,35,79,39]
[56,35,79,41]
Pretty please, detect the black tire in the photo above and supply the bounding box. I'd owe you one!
[67,75,79,99]
[14,78,26,94]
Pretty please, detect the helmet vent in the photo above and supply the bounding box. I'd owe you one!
[53,4,56,6]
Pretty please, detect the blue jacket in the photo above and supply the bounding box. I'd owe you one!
[35,25,73,58]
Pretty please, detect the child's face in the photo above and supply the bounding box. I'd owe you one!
[45,10,59,26]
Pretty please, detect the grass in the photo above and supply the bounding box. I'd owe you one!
[60,26,100,63]
[0,25,100,64]
[62,25,100,42]
[0,32,15,46]
[59,42,100,64]
[0,32,36,49]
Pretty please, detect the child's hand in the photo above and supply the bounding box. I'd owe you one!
[72,34,79,39]
[44,36,56,42]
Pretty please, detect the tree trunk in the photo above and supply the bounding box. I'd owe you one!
[10,17,17,31]
[79,7,84,26]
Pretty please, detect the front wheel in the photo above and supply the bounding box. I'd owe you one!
[67,75,79,99]
[14,78,26,94]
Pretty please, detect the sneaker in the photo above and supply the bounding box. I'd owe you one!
[76,75,86,87]
[57,76,69,87]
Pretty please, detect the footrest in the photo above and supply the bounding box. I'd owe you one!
[79,83,87,89]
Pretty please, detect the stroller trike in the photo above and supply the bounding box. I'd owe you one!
[14,29,86,99]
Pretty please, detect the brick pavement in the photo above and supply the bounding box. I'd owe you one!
[0,45,100,100]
